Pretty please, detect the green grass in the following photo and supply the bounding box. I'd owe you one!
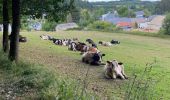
[0,50,97,99]
[1,30,170,99]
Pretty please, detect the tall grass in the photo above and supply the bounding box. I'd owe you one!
[0,50,97,99]
[124,60,162,100]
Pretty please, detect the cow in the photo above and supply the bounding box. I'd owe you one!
[52,38,63,45]
[86,39,94,44]
[40,35,53,40]
[68,41,77,51]
[82,51,105,65]
[19,35,27,42]
[99,41,112,46]
[86,38,98,48]
[104,60,128,79]
[111,39,120,44]
[9,35,27,43]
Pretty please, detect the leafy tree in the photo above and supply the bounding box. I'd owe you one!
[21,0,74,22]
[79,9,92,27]
[117,6,135,17]
[155,0,170,14]
[162,13,170,35]
[144,9,151,17]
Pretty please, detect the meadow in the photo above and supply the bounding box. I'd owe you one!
[1,30,170,99]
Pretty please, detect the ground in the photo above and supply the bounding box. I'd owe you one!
[1,30,170,99]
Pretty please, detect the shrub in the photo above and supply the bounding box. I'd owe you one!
[87,21,116,31]
[162,13,170,35]
[42,21,57,31]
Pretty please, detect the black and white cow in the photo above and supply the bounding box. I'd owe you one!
[68,41,77,51]
[99,41,112,46]
[52,38,63,45]
[82,51,105,65]
[9,35,27,43]
[86,38,98,48]
[111,39,120,44]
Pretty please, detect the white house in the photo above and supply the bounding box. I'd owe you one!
[138,22,148,29]
[135,11,145,18]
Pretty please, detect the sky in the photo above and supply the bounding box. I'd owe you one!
[87,0,160,2]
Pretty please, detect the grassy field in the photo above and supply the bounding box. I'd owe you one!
[1,30,170,99]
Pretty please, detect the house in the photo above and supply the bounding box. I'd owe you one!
[101,11,119,21]
[117,22,133,31]
[147,15,165,31]
[138,22,148,29]
[55,23,78,31]
[32,22,42,31]
[135,11,145,18]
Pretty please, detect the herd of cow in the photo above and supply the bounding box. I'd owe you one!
[40,35,128,80]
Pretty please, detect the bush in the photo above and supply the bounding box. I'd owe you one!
[87,21,116,31]
[162,13,170,35]
[42,21,57,31]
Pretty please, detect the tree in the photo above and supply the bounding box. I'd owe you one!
[117,6,135,18]
[162,13,170,35]
[155,0,170,14]
[21,0,74,22]
[79,9,92,27]
[144,9,151,17]
[2,0,9,53]
[9,0,20,62]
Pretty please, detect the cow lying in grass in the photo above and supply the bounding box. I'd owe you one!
[104,60,128,79]
[9,35,27,43]
[52,38,78,46]
[19,35,27,42]
[98,41,112,46]
[111,39,120,44]
[40,35,53,40]
[69,42,99,54]
[82,51,105,65]
[86,38,98,48]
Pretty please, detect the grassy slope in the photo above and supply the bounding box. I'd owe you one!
[1,31,170,99]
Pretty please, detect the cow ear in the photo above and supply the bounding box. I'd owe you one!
[107,61,111,64]
[102,54,105,56]
[118,62,123,65]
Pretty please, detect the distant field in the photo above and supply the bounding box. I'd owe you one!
[1,31,170,99]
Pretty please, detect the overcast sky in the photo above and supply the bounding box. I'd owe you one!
[87,0,160,2]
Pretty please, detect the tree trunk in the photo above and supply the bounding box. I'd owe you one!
[3,0,9,53]
[9,0,20,62]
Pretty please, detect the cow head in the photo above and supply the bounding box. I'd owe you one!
[92,52,105,65]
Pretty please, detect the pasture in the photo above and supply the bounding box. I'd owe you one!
[1,31,170,99]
